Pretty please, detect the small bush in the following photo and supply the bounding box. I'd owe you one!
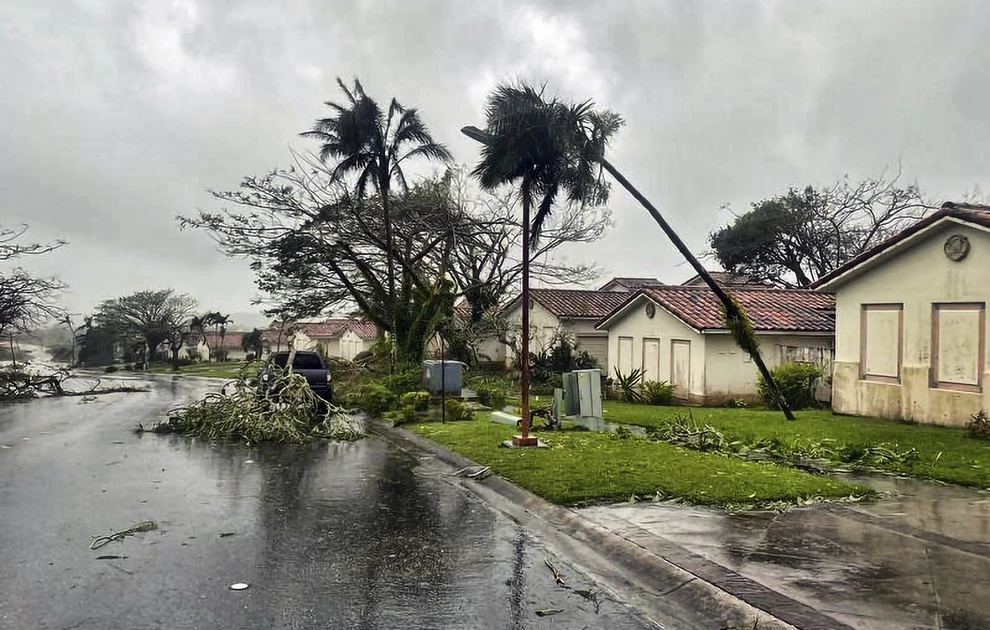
[245,353,256,362]
[399,390,431,412]
[344,381,397,415]
[104,365,119,373]
[968,410,990,440]
[386,364,423,395]
[475,385,507,410]
[642,380,674,406]
[443,399,474,422]
[723,398,749,408]
[758,362,822,410]
[613,368,644,403]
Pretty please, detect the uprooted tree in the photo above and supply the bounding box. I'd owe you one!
[709,169,935,287]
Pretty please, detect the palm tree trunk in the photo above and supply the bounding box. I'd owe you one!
[599,158,795,420]
[518,178,533,442]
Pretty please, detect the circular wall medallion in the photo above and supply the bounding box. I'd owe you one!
[944,234,970,262]
[645,302,656,319]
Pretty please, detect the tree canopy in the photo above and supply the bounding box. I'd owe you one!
[94,289,197,362]
[0,226,65,338]
[709,171,933,287]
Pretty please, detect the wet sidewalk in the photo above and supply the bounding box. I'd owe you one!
[580,475,990,630]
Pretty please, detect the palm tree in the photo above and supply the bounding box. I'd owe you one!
[241,328,265,359]
[301,78,453,364]
[464,87,796,420]
[465,83,620,444]
[213,313,232,362]
[189,314,208,360]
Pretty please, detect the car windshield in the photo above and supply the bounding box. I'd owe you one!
[272,353,322,370]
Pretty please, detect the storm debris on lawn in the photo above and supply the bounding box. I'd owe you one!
[90,520,158,549]
[149,368,363,444]
[535,608,564,617]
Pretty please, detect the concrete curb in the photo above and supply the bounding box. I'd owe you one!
[370,420,853,630]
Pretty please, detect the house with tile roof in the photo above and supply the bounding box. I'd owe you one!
[680,271,771,289]
[500,288,631,367]
[596,286,835,404]
[598,277,666,292]
[267,318,379,361]
[810,202,990,426]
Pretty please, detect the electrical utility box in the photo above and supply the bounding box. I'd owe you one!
[421,360,466,395]
[561,368,603,420]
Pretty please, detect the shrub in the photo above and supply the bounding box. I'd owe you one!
[758,362,823,410]
[968,410,990,440]
[642,380,674,406]
[245,353,256,362]
[344,381,397,415]
[613,368,644,403]
[185,349,201,362]
[443,399,474,422]
[723,398,749,409]
[386,364,423,395]
[104,365,119,373]
[475,385,507,410]
[398,390,431,412]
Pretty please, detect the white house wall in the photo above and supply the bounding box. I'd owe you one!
[604,297,707,401]
[831,221,990,426]
[704,333,834,403]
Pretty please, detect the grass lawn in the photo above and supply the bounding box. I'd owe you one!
[603,402,990,489]
[409,418,868,506]
[139,361,259,379]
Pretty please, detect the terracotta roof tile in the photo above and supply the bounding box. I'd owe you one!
[345,320,379,340]
[599,277,665,290]
[681,271,771,288]
[811,203,990,289]
[600,287,835,332]
[527,289,630,319]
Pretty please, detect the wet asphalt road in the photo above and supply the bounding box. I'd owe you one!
[0,376,655,630]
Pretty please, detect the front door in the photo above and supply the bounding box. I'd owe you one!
[670,340,691,398]
[642,338,660,383]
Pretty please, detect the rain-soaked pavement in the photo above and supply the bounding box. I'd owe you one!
[582,475,990,630]
[0,375,656,630]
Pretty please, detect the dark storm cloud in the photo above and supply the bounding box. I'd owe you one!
[2,0,988,315]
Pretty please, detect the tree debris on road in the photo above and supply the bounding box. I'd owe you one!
[90,520,158,549]
[149,368,363,444]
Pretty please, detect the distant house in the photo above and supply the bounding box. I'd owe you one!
[596,287,835,404]
[681,271,771,289]
[290,319,379,361]
[598,277,665,292]
[811,203,990,426]
[191,331,251,361]
[501,289,630,367]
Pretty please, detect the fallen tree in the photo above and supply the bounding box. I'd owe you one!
[148,368,363,444]
[0,365,147,401]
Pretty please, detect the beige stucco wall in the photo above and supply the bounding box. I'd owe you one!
[604,296,707,401]
[830,221,990,425]
[704,333,834,403]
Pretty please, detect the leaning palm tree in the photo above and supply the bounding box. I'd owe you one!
[301,78,453,363]
[466,83,620,444]
[464,86,795,421]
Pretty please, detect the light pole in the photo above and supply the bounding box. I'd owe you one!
[461,126,537,446]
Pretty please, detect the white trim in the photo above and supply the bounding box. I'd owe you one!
[816,217,990,291]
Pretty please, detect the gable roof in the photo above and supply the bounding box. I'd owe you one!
[598,277,665,291]
[597,286,835,333]
[288,319,378,340]
[681,271,771,289]
[507,288,630,319]
[811,202,990,291]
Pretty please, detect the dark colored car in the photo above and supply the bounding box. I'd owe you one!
[258,350,333,402]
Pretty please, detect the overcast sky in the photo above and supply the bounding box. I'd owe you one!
[3,0,988,325]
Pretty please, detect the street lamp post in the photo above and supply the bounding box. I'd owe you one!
[461,126,538,446]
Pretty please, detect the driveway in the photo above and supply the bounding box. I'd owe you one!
[0,375,655,630]
[582,474,990,630]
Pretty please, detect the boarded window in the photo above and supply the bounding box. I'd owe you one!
[860,304,902,383]
[618,336,634,376]
[931,303,986,392]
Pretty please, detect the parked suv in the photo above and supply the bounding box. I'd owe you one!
[258,351,333,402]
